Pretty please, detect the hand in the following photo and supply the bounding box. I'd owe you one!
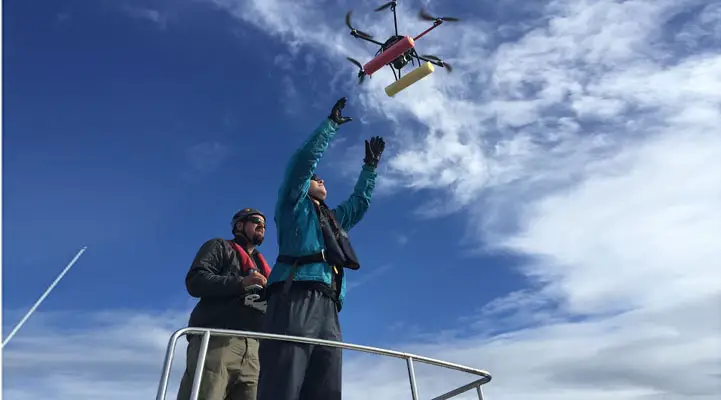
[241,271,267,289]
[364,136,386,168]
[329,97,353,125]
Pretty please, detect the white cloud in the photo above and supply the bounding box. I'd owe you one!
[183,141,233,181]
[195,0,721,398]
[7,0,720,398]
[122,5,170,29]
[2,309,191,400]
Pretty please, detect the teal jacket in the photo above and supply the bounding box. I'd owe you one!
[269,118,377,307]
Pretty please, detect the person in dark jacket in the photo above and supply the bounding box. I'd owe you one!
[177,208,272,400]
[256,97,385,400]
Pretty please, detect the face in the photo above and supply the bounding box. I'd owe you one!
[309,176,327,201]
[238,215,265,245]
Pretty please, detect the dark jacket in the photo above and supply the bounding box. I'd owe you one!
[185,237,269,332]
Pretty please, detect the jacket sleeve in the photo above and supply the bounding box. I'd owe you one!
[277,118,340,208]
[185,239,244,298]
[332,164,377,231]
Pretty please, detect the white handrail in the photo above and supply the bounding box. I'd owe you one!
[156,327,492,400]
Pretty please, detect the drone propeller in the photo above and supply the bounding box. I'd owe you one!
[374,1,396,12]
[421,54,453,72]
[345,11,374,39]
[419,8,460,22]
[346,57,367,84]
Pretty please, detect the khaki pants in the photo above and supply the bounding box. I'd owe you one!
[177,335,260,400]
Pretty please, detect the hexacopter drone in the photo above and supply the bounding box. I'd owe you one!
[344,0,459,97]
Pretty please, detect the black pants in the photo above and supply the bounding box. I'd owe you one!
[257,284,342,400]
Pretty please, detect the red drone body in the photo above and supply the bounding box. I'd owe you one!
[345,0,459,85]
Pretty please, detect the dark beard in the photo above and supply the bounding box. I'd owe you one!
[251,233,264,246]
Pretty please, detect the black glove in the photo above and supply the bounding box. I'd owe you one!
[364,136,385,168]
[329,97,353,125]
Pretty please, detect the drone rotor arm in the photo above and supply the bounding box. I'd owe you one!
[350,31,385,46]
[413,21,442,41]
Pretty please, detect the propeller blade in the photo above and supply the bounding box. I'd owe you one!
[346,57,363,70]
[347,57,368,83]
[419,8,460,22]
[374,1,394,12]
[442,62,453,72]
[345,10,353,29]
[345,10,374,38]
[419,8,435,21]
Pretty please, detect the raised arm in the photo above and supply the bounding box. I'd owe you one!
[332,164,377,231]
[332,136,386,231]
[277,118,338,206]
[277,98,353,208]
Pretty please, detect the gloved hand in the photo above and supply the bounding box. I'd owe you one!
[364,136,386,168]
[329,97,353,125]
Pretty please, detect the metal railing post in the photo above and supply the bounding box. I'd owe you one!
[156,328,186,400]
[189,330,212,400]
[430,378,489,400]
[477,385,484,399]
[406,357,420,400]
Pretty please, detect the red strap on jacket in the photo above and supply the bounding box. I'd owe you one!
[228,240,271,278]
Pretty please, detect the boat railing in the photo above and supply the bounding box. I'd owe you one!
[156,327,492,400]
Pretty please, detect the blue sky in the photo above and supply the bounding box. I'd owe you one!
[3,0,522,333]
[3,0,721,399]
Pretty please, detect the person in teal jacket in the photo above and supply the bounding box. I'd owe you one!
[257,97,385,400]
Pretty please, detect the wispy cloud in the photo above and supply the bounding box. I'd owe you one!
[56,12,72,23]
[393,231,410,247]
[14,0,720,398]
[122,5,171,29]
[183,141,232,180]
[346,263,395,292]
[2,309,190,400]
[6,296,719,399]
[195,0,721,398]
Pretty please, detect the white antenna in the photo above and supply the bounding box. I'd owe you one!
[2,246,88,349]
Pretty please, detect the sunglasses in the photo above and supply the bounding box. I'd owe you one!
[311,174,323,182]
[246,216,265,227]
